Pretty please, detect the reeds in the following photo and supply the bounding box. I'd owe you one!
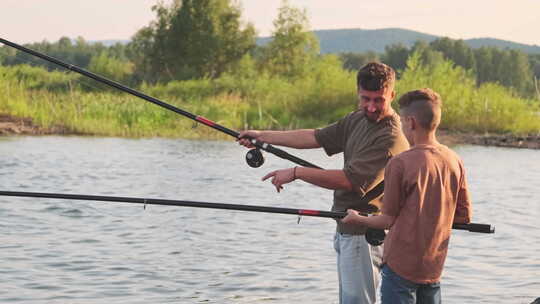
[1,55,539,138]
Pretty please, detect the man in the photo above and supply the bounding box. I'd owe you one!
[342,88,472,304]
[238,62,409,304]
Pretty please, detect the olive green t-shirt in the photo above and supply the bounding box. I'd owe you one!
[314,110,409,234]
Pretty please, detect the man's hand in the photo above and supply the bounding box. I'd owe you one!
[341,209,367,225]
[237,130,263,148]
[262,168,296,192]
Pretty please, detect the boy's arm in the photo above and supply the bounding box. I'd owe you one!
[342,157,403,228]
[454,165,472,223]
[342,210,395,229]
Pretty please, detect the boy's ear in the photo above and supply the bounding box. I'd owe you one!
[409,116,417,131]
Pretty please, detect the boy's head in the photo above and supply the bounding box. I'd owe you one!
[398,88,442,143]
[356,62,396,122]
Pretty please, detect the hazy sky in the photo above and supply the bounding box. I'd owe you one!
[2,0,539,46]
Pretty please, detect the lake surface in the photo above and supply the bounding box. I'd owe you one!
[0,136,538,303]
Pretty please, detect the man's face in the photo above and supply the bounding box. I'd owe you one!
[357,87,395,122]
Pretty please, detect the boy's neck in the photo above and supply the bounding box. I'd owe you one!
[411,130,439,147]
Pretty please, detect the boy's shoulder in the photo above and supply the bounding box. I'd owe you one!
[392,143,464,168]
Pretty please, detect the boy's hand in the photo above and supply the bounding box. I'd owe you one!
[341,209,366,225]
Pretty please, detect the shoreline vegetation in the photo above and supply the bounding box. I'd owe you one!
[1,53,539,147]
[1,113,539,150]
[1,2,539,148]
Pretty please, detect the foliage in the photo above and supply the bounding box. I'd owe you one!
[430,38,476,71]
[397,52,540,134]
[87,51,134,86]
[258,0,320,79]
[381,43,410,74]
[0,64,79,92]
[339,51,379,71]
[129,0,256,82]
[0,37,129,70]
[1,4,538,138]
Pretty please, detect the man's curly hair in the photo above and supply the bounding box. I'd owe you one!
[356,62,396,91]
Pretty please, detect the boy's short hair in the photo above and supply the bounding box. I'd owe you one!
[398,88,442,131]
[357,62,396,91]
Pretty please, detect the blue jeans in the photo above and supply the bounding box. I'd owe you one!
[381,264,441,304]
[334,232,383,304]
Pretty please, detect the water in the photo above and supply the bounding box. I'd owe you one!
[0,136,538,303]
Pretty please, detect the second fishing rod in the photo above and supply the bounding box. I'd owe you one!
[0,37,317,170]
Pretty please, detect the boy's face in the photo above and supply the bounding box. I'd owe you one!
[358,87,395,122]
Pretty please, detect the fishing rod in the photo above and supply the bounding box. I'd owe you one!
[0,36,389,205]
[0,38,474,218]
[0,37,317,169]
[0,191,495,246]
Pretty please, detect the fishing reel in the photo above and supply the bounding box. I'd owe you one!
[245,148,265,168]
[365,228,386,246]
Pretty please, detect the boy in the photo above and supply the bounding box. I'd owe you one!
[342,88,472,304]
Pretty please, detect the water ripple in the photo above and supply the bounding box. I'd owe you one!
[0,138,538,303]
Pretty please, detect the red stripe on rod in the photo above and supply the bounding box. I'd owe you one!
[195,116,216,127]
[299,209,320,216]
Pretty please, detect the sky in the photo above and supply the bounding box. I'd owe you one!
[1,0,539,46]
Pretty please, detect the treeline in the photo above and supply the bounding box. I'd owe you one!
[2,0,539,100]
[341,39,540,98]
[0,0,539,137]
[0,0,319,84]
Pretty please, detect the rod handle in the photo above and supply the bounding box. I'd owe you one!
[452,222,495,233]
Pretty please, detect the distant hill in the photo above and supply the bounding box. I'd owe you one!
[464,38,540,54]
[93,28,540,55]
[89,39,129,46]
[257,28,540,54]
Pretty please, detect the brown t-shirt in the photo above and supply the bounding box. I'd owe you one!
[315,110,409,234]
[382,144,472,284]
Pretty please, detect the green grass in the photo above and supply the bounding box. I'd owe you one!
[1,54,539,139]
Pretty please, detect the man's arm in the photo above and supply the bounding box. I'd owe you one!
[237,129,320,149]
[262,167,352,192]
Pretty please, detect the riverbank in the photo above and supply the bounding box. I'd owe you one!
[0,114,71,135]
[437,129,540,150]
[1,113,539,149]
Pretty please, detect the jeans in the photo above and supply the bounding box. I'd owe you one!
[380,264,441,304]
[334,232,383,304]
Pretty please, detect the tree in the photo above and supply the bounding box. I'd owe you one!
[129,1,176,82]
[259,0,320,78]
[411,41,445,67]
[381,43,410,74]
[1,36,107,70]
[474,47,493,84]
[339,51,379,71]
[474,47,535,96]
[130,0,256,82]
[529,54,540,83]
[430,37,476,72]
